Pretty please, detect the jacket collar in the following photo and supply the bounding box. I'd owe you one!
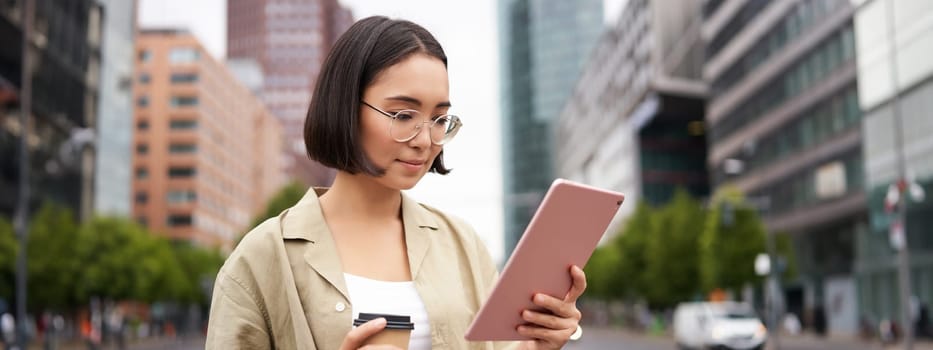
[280,187,439,300]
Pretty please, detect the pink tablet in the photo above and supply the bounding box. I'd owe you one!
[465,179,624,341]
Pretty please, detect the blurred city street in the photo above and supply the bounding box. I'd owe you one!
[567,326,933,350]
[40,330,933,350]
[123,337,203,350]
[49,335,205,350]
[2,0,933,348]
[29,330,933,350]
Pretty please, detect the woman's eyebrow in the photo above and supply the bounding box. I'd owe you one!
[385,95,452,108]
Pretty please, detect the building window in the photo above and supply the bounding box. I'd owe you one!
[721,86,862,182]
[134,192,148,204]
[137,96,149,107]
[167,190,197,204]
[170,73,199,84]
[135,168,148,179]
[136,216,148,226]
[171,96,198,107]
[139,73,151,84]
[137,120,149,130]
[170,119,198,130]
[707,0,770,60]
[168,167,196,178]
[711,27,856,142]
[169,144,197,154]
[167,214,193,227]
[139,50,152,63]
[754,152,861,215]
[169,48,200,64]
[136,144,148,155]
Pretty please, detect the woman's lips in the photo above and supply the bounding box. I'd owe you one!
[397,159,426,171]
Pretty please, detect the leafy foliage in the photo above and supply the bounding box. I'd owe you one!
[0,203,225,312]
[0,216,16,303]
[26,203,81,311]
[698,187,768,295]
[613,201,653,300]
[644,189,705,308]
[584,244,622,300]
[582,188,787,310]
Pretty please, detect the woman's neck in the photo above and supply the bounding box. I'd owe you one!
[319,171,402,222]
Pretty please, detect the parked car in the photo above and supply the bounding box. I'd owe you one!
[673,301,767,350]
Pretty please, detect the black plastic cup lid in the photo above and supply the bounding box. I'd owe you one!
[353,313,415,330]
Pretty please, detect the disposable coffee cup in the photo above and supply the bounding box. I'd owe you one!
[353,313,414,349]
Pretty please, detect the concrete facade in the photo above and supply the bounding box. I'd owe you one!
[133,30,285,250]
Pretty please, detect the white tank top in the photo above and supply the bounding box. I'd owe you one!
[344,273,432,350]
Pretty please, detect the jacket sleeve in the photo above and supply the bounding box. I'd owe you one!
[205,269,272,349]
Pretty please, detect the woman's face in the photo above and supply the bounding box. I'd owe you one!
[359,53,449,190]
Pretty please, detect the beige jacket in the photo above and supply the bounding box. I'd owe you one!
[206,188,517,349]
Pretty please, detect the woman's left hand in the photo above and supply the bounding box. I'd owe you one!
[517,265,587,350]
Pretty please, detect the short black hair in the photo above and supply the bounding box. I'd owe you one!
[304,16,451,176]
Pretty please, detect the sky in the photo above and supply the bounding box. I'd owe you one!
[138,0,626,264]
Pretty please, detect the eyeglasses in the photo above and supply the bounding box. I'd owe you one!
[362,101,463,145]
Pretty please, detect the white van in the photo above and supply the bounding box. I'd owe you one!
[673,301,767,350]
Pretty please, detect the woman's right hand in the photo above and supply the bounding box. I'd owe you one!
[339,318,403,350]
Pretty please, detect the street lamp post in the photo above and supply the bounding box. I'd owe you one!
[724,160,780,349]
[882,0,916,348]
[752,196,780,350]
[754,248,782,350]
[14,0,35,349]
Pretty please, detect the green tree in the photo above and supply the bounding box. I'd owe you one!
[75,217,153,302]
[171,242,224,304]
[614,201,654,300]
[775,233,798,281]
[583,245,622,301]
[643,189,705,308]
[132,234,191,303]
[0,216,15,302]
[75,216,228,304]
[699,190,767,295]
[26,203,81,311]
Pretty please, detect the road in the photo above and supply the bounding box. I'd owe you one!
[127,336,204,350]
[49,330,932,349]
[49,335,205,350]
[563,326,914,350]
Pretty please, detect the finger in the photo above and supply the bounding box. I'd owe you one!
[359,346,404,350]
[563,265,587,302]
[341,318,386,350]
[516,323,574,343]
[533,293,581,320]
[521,309,577,331]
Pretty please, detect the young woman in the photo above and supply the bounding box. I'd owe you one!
[206,16,586,350]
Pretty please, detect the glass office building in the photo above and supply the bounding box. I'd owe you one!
[94,0,137,216]
[705,0,864,335]
[498,0,603,258]
[555,0,709,242]
[0,0,103,220]
[853,0,933,326]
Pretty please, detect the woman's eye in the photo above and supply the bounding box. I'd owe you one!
[394,112,416,121]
